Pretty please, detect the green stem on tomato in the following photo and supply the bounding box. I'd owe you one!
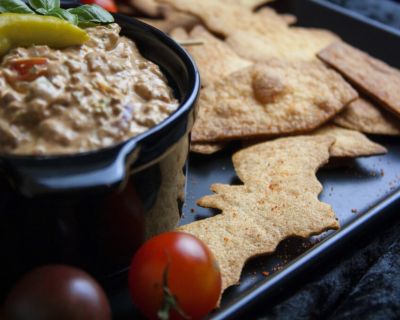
[157,263,190,320]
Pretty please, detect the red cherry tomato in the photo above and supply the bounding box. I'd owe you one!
[81,0,117,13]
[129,231,222,320]
[2,265,111,320]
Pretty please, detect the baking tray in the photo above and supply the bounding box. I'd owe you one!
[110,0,400,318]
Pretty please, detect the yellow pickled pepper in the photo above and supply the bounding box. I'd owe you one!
[0,13,89,56]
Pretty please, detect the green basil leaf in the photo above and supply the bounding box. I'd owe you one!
[47,8,78,25]
[35,7,47,14]
[28,0,60,13]
[76,21,98,28]
[0,0,34,13]
[68,5,114,27]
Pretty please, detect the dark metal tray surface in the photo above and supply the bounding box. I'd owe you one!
[111,1,400,318]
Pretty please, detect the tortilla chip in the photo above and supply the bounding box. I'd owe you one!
[226,27,339,62]
[221,0,274,10]
[242,124,386,158]
[179,136,339,292]
[158,0,335,61]
[190,142,227,154]
[139,10,199,33]
[191,61,357,142]
[313,125,387,157]
[334,98,400,136]
[157,0,289,36]
[256,7,297,26]
[130,0,163,17]
[280,13,297,25]
[318,42,400,118]
[170,26,252,87]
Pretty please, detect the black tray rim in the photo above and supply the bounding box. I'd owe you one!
[206,1,400,318]
[310,0,400,37]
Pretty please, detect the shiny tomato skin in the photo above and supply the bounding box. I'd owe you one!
[2,265,111,320]
[129,232,222,320]
[81,0,117,12]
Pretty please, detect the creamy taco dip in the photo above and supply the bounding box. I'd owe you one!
[0,24,179,155]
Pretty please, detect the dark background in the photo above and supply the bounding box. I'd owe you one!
[258,1,400,319]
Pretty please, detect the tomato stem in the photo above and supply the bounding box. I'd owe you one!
[157,264,190,320]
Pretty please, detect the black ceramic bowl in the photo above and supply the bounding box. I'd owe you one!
[0,14,200,298]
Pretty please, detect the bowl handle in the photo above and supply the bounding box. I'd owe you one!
[4,140,140,197]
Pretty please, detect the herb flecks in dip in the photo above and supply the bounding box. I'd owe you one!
[0,24,179,155]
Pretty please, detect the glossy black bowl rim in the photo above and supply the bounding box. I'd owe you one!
[0,14,200,161]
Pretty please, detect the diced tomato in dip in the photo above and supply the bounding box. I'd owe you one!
[0,24,178,155]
